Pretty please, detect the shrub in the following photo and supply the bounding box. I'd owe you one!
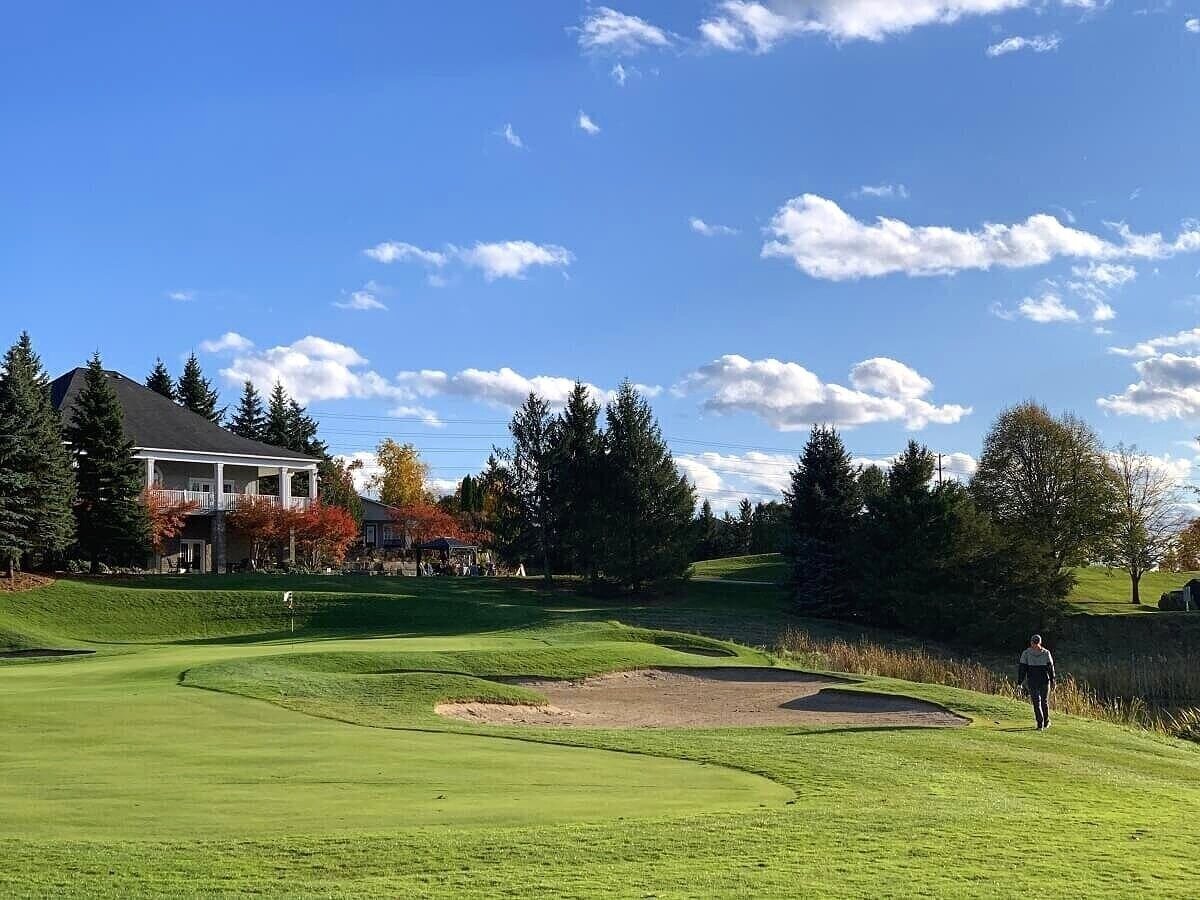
[1160,590,1188,611]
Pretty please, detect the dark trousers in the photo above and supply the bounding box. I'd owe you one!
[1029,683,1050,728]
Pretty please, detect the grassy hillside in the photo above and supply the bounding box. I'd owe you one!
[3,575,1200,896]
[1068,566,1200,614]
[692,553,786,583]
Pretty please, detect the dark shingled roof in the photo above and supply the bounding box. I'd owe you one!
[360,496,402,522]
[50,368,316,462]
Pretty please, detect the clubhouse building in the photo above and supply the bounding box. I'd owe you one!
[51,367,319,573]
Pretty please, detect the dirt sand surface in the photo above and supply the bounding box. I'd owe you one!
[437,667,968,729]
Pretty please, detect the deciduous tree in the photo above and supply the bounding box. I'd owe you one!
[1101,444,1189,605]
[971,402,1120,570]
[372,439,429,508]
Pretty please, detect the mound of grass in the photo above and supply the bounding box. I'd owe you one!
[692,553,787,583]
[0,576,550,644]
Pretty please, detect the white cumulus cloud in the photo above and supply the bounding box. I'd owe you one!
[1187,18,1200,33]
[761,194,1200,281]
[986,34,1060,56]
[699,0,1048,51]
[855,183,909,199]
[221,336,400,406]
[675,354,970,431]
[577,111,601,135]
[395,367,656,410]
[334,289,387,311]
[365,239,572,281]
[1017,292,1080,323]
[1099,346,1200,420]
[578,6,671,54]
[198,331,255,354]
[501,123,524,149]
[690,217,739,237]
[1110,327,1200,359]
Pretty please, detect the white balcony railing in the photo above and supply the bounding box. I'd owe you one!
[150,490,314,514]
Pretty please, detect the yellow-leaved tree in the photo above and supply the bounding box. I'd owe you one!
[372,439,430,508]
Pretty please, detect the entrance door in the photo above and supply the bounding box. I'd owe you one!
[364,524,377,548]
[180,539,205,573]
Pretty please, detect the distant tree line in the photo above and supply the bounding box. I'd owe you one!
[692,498,787,560]
[785,402,1190,645]
[476,382,695,591]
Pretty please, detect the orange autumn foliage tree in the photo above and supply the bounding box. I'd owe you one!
[142,489,198,554]
[295,502,359,567]
[390,503,469,545]
[224,496,287,567]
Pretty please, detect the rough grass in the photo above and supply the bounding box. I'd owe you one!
[4,575,1200,897]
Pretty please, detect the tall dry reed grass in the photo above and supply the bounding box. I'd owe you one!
[776,626,1200,741]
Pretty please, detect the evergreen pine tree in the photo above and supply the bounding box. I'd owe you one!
[551,382,604,581]
[286,398,326,456]
[316,456,363,523]
[227,381,266,442]
[145,358,175,400]
[263,382,291,448]
[0,333,76,571]
[734,498,754,554]
[505,393,557,581]
[66,354,150,572]
[600,382,696,590]
[693,499,719,561]
[0,403,32,578]
[785,426,860,617]
[175,353,222,423]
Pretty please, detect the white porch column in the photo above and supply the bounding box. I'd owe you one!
[214,462,225,509]
[279,466,291,507]
[144,457,155,489]
[308,467,318,500]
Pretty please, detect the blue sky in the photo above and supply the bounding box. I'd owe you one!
[4,2,1200,507]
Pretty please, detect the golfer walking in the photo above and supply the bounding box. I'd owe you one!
[1017,634,1056,730]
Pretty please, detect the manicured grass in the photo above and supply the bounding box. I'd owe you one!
[693,553,787,583]
[3,575,1200,897]
[1068,566,1200,614]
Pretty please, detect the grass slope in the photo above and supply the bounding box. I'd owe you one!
[2,575,1200,897]
[693,553,787,583]
[1068,566,1200,614]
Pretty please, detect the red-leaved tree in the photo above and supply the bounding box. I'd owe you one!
[295,502,359,567]
[225,496,282,567]
[390,503,465,545]
[142,490,199,555]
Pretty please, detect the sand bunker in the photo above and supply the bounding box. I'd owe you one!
[437,667,967,729]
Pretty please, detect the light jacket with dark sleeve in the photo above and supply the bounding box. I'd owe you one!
[1018,647,1056,689]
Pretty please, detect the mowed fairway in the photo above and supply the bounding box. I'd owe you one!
[3,575,1200,897]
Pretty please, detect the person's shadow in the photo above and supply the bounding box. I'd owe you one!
[999,726,1039,732]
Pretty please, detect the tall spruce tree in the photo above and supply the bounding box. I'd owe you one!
[505,393,558,581]
[263,381,291,448]
[734,498,754,554]
[66,354,149,572]
[145,358,175,400]
[0,403,31,578]
[693,499,719,561]
[175,353,222,423]
[0,333,76,572]
[551,382,604,581]
[785,426,860,617]
[228,381,266,441]
[600,382,695,590]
